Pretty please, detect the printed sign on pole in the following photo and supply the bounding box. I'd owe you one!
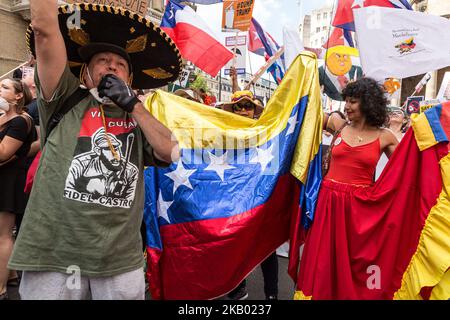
[222,0,255,33]
[177,68,191,88]
[21,66,34,79]
[406,96,424,115]
[224,35,247,75]
[419,99,440,113]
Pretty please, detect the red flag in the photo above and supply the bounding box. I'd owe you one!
[161,0,233,77]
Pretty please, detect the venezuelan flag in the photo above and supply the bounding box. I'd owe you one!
[394,102,450,300]
[294,102,450,300]
[143,52,323,299]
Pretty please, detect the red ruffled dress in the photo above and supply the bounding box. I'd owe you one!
[297,134,382,299]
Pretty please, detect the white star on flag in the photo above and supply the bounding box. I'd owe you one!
[157,191,173,223]
[165,160,197,195]
[204,151,235,181]
[251,145,275,172]
[352,0,365,9]
[286,112,299,136]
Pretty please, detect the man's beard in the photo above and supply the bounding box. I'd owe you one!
[100,152,122,172]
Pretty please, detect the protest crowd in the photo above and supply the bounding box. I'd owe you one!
[0,0,449,301]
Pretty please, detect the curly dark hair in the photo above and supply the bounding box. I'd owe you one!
[341,77,388,127]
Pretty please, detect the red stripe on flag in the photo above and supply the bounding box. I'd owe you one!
[146,247,163,299]
[151,174,300,300]
[162,23,233,77]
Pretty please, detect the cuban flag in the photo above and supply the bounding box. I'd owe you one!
[143,52,323,300]
[322,27,355,48]
[248,18,285,84]
[161,0,233,77]
[332,0,413,32]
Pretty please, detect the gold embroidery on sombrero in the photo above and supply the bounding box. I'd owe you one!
[68,61,83,68]
[126,34,148,54]
[68,28,90,47]
[143,68,173,80]
[26,3,182,89]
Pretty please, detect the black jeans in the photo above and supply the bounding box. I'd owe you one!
[229,252,278,298]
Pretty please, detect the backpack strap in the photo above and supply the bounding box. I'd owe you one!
[45,87,89,145]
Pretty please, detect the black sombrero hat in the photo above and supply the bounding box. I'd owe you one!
[26,3,182,89]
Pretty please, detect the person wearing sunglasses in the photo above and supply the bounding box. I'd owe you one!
[220,91,279,300]
[221,90,263,120]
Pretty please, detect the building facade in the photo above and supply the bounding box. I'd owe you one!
[190,68,277,104]
[299,14,311,47]
[308,5,333,48]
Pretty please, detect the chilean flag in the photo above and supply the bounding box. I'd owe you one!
[332,0,413,32]
[161,0,233,77]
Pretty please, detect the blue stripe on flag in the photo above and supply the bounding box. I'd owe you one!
[424,104,448,143]
[144,96,309,230]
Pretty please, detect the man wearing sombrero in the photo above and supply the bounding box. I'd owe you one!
[9,1,181,300]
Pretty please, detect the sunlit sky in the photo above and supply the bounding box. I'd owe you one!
[195,0,333,79]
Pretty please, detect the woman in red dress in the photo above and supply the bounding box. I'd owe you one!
[296,77,399,299]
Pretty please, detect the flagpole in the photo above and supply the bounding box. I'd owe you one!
[401,72,432,110]
[247,45,256,94]
[232,31,238,68]
[0,61,28,80]
[244,47,284,91]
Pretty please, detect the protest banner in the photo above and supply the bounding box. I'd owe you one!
[224,35,247,75]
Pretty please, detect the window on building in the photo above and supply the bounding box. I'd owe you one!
[322,26,327,31]
[315,39,319,46]
[317,13,321,20]
[316,27,320,33]
[323,12,327,19]
[151,0,164,12]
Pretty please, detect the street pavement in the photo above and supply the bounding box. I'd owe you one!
[6,254,295,300]
[237,254,295,300]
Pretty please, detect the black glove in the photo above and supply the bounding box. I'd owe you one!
[98,74,140,113]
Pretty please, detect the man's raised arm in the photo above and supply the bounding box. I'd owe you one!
[30,0,67,100]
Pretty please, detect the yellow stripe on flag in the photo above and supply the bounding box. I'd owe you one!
[145,52,323,184]
[394,153,450,300]
[411,112,439,151]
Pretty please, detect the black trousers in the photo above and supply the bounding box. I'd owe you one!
[230,251,278,297]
